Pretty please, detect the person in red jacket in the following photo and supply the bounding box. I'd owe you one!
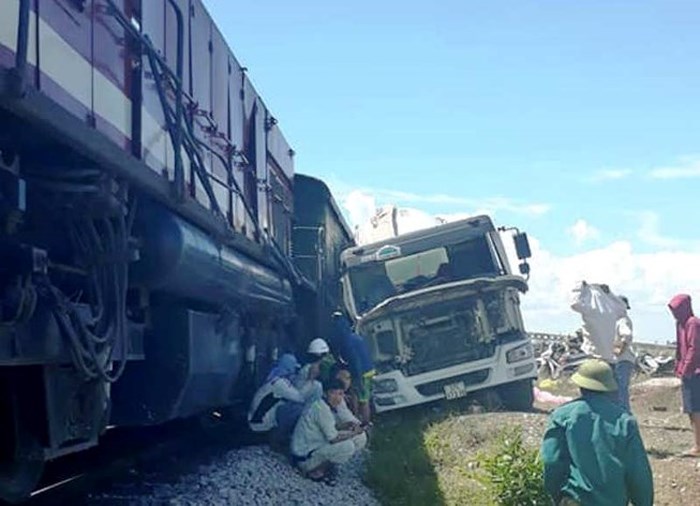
[668,293,700,457]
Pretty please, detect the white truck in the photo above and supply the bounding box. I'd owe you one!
[340,215,537,412]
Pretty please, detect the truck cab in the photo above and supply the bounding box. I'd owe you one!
[340,215,537,412]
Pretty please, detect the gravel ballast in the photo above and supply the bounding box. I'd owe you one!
[111,446,379,506]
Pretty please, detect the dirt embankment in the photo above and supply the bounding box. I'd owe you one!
[627,378,700,505]
[369,376,700,506]
[529,378,698,505]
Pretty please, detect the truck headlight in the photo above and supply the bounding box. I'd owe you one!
[373,378,399,394]
[507,343,533,363]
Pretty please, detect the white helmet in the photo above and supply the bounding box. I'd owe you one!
[307,338,330,355]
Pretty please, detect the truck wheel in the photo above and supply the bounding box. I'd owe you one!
[475,388,504,412]
[498,379,534,412]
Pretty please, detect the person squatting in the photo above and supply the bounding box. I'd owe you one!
[246,325,374,485]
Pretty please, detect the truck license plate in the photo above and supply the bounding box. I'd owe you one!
[443,381,467,400]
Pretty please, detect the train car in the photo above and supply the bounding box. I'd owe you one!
[291,175,355,348]
[0,1,341,501]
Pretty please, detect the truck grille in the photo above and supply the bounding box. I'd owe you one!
[404,340,496,376]
[399,297,500,376]
[415,369,490,397]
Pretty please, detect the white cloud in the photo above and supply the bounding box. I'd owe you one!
[514,238,700,343]
[648,155,700,179]
[342,190,377,229]
[326,178,550,218]
[567,219,600,246]
[588,168,633,182]
[635,211,682,249]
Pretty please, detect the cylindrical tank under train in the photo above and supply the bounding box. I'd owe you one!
[130,202,293,309]
[0,0,352,502]
[110,202,295,427]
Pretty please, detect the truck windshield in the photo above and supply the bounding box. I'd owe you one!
[349,236,499,314]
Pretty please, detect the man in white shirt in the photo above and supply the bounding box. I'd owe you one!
[613,296,636,412]
[290,378,367,484]
[570,281,627,363]
[331,366,369,449]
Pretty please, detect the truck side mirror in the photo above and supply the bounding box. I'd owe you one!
[519,262,530,276]
[513,232,531,260]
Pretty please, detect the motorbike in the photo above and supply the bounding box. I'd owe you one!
[636,352,675,377]
[537,341,593,380]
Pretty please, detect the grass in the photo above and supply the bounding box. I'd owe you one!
[365,400,551,506]
[422,416,491,505]
[365,408,446,505]
[474,429,549,506]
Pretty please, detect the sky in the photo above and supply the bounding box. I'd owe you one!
[202,0,700,343]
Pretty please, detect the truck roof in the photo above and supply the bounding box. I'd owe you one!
[340,214,495,268]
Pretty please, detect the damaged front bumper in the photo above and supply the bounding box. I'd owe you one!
[371,340,537,412]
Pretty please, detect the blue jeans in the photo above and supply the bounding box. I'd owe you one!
[614,360,634,412]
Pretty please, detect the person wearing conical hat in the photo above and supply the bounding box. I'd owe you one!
[540,359,653,506]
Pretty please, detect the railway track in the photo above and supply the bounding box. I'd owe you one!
[6,411,254,506]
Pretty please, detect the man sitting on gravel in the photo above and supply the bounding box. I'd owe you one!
[331,365,370,440]
[540,359,654,506]
[290,378,367,485]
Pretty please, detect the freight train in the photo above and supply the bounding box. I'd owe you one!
[0,1,352,502]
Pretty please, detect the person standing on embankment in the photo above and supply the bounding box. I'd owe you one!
[540,359,654,506]
[668,293,700,457]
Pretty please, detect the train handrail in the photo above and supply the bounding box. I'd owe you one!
[10,0,31,97]
[165,0,185,202]
[292,225,325,283]
[105,0,267,243]
[105,1,222,220]
[105,0,188,203]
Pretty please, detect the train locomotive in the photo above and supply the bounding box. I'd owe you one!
[0,0,353,501]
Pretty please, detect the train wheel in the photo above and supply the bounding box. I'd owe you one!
[0,430,44,504]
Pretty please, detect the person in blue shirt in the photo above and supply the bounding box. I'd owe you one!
[331,311,375,424]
